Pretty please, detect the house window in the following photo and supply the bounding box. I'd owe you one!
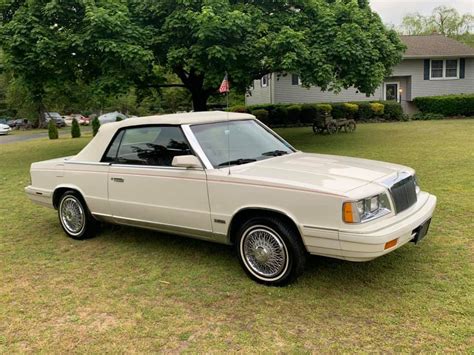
[430,59,459,79]
[291,74,301,86]
[445,60,458,78]
[430,60,443,78]
[260,75,269,87]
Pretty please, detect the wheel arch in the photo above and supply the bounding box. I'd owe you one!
[52,184,87,210]
[227,207,304,246]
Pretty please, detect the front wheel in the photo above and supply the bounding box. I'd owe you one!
[58,191,98,240]
[236,217,307,286]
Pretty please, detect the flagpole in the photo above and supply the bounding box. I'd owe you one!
[225,73,231,175]
[218,71,231,175]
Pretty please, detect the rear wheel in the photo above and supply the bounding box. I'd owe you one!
[236,217,307,286]
[58,191,98,240]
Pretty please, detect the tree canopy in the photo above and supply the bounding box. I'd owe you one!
[131,0,404,110]
[1,0,405,115]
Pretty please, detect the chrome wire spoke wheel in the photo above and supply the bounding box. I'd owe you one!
[241,226,289,280]
[60,196,85,236]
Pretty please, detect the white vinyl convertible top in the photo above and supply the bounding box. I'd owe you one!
[71,111,255,162]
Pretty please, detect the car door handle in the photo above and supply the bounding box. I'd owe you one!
[111,177,124,183]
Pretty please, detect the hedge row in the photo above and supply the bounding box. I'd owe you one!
[230,101,404,126]
[413,94,474,117]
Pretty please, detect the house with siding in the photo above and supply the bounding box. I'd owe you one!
[245,35,474,113]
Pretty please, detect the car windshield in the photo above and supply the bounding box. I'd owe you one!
[190,119,294,168]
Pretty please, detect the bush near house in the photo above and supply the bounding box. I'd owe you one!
[233,100,399,127]
[251,109,269,123]
[287,105,302,123]
[381,101,404,121]
[300,104,318,123]
[413,94,474,117]
[332,103,359,120]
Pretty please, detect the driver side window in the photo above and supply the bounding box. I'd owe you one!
[103,126,192,167]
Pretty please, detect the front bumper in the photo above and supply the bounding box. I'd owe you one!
[338,192,437,261]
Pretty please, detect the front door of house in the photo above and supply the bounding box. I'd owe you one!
[385,83,399,102]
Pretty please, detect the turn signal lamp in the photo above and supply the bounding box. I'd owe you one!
[384,238,398,250]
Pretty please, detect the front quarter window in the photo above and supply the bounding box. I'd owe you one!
[190,120,294,168]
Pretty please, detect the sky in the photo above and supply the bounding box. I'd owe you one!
[370,0,474,26]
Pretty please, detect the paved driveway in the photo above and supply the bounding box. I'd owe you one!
[0,127,92,144]
[0,132,48,144]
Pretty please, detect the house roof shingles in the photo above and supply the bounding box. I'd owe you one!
[400,35,474,58]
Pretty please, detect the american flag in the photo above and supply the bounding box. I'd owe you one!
[218,73,230,94]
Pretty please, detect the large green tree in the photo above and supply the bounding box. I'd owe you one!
[0,0,153,124]
[131,0,404,110]
[400,6,474,47]
[2,0,404,113]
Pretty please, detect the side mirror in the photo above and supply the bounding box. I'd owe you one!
[171,155,202,169]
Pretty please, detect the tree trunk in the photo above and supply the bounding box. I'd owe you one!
[191,90,209,111]
[174,67,211,111]
[38,103,46,128]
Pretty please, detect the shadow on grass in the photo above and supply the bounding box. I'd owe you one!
[93,222,428,293]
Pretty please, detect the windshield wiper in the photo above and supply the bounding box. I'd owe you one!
[217,158,257,167]
[261,150,289,157]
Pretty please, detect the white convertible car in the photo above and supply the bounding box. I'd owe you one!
[26,112,436,285]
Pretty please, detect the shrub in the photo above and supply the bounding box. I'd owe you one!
[413,94,474,116]
[354,102,373,120]
[381,101,403,121]
[412,112,445,120]
[331,103,358,119]
[370,103,384,116]
[71,118,81,138]
[251,109,269,124]
[287,105,302,124]
[316,104,332,115]
[300,104,318,123]
[330,103,346,119]
[344,103,359,119]
[269,105,289,125]
[229,105,249,113]
[48,119,58,140]
[92,117,100,137]
[116,116,123,122]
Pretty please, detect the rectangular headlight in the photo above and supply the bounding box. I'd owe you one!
[343,193,391,223]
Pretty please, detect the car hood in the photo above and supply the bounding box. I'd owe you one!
[226,152,413,195]
[0,124,10,130]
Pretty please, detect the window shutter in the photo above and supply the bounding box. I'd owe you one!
[460,58,465,79]
[424,59,430,80]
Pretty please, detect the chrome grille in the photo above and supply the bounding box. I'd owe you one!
[390,175,417,213]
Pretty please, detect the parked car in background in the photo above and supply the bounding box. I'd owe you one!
[7,119,30,129]
[25,111,437,285]
[0,118,7,125]
[0,123,12,135]
[44,112,66,127]
[73,114,90,126]
[98,111,127,125]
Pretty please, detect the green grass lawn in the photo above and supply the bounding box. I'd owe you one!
[1,120,473,352]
